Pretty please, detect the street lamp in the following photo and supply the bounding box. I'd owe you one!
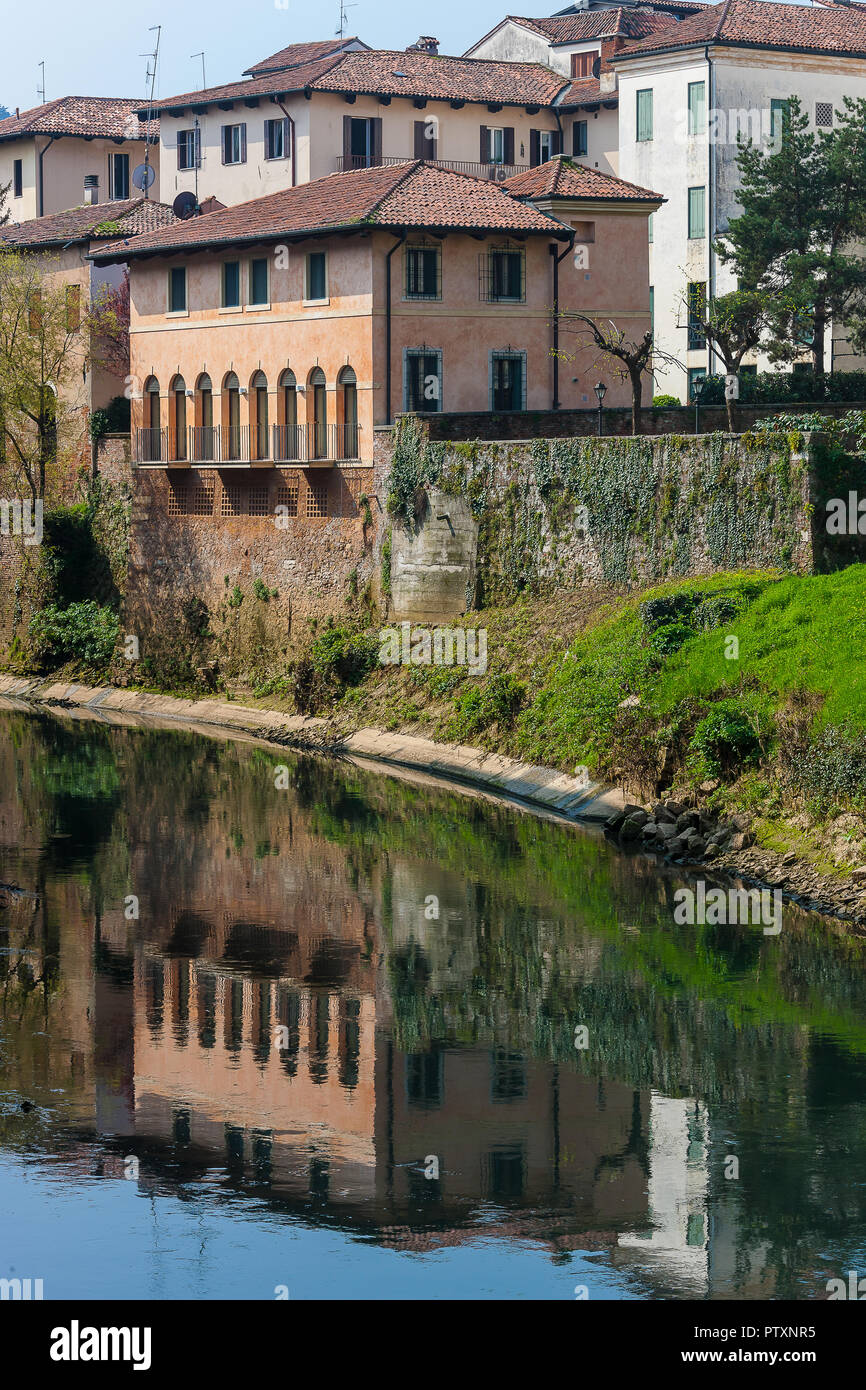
[693,374,707,435]
[594,380,607,436]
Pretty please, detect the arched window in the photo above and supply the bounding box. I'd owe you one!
[195,373,213,461]
[309,366,327,460]
[337,365,358,459]
[144,377,161,461]
[276,369,297,461]
[170,374,187,461]
[223,371,241,461]
[251,370,268,460]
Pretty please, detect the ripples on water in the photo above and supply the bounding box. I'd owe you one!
[1,705,865,1301]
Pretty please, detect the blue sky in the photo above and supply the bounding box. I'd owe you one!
[0,0,535,111]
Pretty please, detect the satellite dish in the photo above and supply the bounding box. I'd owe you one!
[132,163,155,191]
[172,191,198,220]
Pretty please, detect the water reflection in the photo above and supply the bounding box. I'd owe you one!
[1,707,866,1300]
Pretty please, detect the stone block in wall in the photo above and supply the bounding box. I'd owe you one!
[390,486,478,622]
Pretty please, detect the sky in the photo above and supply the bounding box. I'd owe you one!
[0,0,534,112]
[0,0,810,114]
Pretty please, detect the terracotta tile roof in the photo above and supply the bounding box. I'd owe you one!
[0,198,177,248]
[243,37,368,77]
[144,49,570,115]
[508,9,682,43]
[556,76,619,107]
[90,160,568,263]
[504,153,663,202]
[617,0,866,59]
[139,58,346,115]
[0,96,157,143]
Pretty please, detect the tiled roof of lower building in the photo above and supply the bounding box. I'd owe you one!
[507,9,683,42]
[504,154,663,202]
[90,160,569,263]
[0,199,177,248]
[0,96,157,142]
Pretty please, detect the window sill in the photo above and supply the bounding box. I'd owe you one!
[166,310,189,318]
[219,305,243,314]
[303,298,329,307]
[245,303,270,312]
[402,295,442,303]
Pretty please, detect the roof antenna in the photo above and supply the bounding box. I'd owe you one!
[140,25,161,201]
[191,51,206,88]
[337,0,357,41]
[37,60,45,104]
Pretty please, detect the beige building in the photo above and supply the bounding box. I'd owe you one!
[0,97,159,222]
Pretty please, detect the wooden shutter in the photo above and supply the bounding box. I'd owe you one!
[194,126,201,167]
[343,114,352,167]
[371,117,382,166]
[552,129,563,155]
[503,128,515,164]
[221,125,228,164]
[480,125,490,162]
[414,120,426,158]
[240,123,247,163]
[529,130,540,167]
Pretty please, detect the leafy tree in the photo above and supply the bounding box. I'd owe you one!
[0,249,119,499]
[686,289,768,428]
[558,312,682,434]
[718,95,866,376]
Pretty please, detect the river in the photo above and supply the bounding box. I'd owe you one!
[1,704,865,1301]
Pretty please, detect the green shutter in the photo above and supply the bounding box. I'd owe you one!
[636,89,653,142]
[687,81,706,136]
[688,186,705,239]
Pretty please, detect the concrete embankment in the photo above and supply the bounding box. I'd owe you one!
[0,675,624,824]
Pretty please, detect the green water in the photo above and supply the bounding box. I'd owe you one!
[0,705,865,1300]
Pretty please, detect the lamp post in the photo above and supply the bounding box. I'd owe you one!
[594,380,607,437]
[693,374,706,435]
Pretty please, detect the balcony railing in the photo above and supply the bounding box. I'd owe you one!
[335,154,528,181]
[273,422,361,463]
[135,423,362,465]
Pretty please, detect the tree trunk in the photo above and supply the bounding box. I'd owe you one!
[726,391,736,432]
[629,364,643,436]
[813,303,826,379]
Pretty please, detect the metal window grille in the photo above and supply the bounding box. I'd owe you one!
[248,486,270,516]
[403,349,442,412]
[815,102,833,128]
[167,484,187,516]
[189,476,215,516]
[275,477,299,516]
[479,247,525,303]
[404,243,441,300]
[489,351,527,412]
[306,481,329,518]
[220,484,245,517]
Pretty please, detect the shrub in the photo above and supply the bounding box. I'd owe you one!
[447,673,526,740]
[687,698,767,780]
[701,370,866,405]
[649,621,693,659]
[29,601,119,670]
[640,592,700,632]
[652,394,681,409]
[292,624,380,713]
[791,724,866,813]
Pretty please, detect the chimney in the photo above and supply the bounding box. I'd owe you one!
[84,174,99,205]
[407,35,439,54]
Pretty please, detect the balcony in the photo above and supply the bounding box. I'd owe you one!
[134,423,361,466]
[335,154,528,181]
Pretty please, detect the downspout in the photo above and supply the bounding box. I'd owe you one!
[550,230,576,410]
[706,43,716,379]
[37,134,61,217]
[276,100,297,187]
[385,229,407,425]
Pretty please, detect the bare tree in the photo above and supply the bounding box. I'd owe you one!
[557,312,682,435]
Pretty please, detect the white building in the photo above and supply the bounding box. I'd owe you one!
[614,0,866,397]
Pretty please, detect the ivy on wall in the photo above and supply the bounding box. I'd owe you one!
[386,418,823,604]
